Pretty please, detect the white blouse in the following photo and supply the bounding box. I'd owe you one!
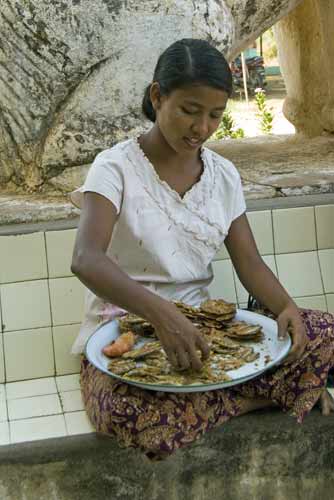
[70,137,246,354]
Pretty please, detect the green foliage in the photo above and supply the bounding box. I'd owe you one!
[255,88,274,134]
[262,28,278,62]
[211,110,245,140]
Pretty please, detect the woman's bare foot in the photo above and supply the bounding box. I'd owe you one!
[318,388,334,416]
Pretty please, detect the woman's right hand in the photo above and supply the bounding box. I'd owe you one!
[150,302,211,372]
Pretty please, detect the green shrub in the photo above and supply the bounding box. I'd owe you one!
[255,88,274,134]
[211,110,245,140]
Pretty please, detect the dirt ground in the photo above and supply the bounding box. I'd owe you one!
[227,75,295,137]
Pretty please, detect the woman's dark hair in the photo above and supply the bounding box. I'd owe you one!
[142,38,232,122]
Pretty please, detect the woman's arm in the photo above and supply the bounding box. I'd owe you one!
[71,192,210,370]
[224,213,307,364]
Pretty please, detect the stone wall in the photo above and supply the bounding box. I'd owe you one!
[0,0,303,192]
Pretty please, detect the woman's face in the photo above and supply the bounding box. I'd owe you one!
[150,83,229,155]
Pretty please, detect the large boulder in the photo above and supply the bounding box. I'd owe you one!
[274,0,334,137]
[0,0,303,191]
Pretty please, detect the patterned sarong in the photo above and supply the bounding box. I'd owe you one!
[80,309,334,458]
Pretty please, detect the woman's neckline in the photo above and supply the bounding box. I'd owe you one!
[132,135,208,203]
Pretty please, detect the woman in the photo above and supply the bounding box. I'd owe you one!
[70,38,334,459]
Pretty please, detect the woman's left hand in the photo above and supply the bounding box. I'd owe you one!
[277,302,308,365]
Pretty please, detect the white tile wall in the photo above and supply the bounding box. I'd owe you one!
[4,328,54,382]
[0,385,7,422]
[0,201,332,447]
[293,295,327,311]
[213,244,230,261]
[273,207,317,254]
[53,325,81,375]
[45,229,77,278]
[0,376,95,446]
[0,336,5,384]
[247,210,274,255]
[233,255,278,303]
[49,278,85,326]
[0,233,48,284]
[0,421,10,445]
[209,260,237,302]
[0,203,332,386]
[8,394,62,420]
[276,252,324,297]
[65,411,95,436]
[59,390,84,412]
[1,280,51,332]
[326,294,334,314]
[55,374,80,393]
[0,295,2,332]
[315,205,334,249]
[318,249,334,294]
[6,377,57,400]
[10,414,67,443]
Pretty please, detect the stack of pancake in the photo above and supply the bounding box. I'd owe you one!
[105,299,266,387]
[117,299,263,342]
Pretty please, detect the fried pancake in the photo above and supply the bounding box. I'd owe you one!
[200,299,236,316]
[122,341,162,359]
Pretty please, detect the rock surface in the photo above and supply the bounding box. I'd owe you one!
[274,0,334,136]
[0,0,303,191]
[209,135,334,199]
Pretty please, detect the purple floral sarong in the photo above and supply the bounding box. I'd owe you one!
[80,309,334,457]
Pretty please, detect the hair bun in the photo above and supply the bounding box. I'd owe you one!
[142,84,156,122]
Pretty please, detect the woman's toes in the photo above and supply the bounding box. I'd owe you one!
[320,390,334,416]
[322,402,331,416]
[328,393,334,411]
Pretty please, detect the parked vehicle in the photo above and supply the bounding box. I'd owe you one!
[231,55,267,95]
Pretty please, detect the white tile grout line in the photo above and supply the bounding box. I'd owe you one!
[44,233,58,377]
[43,231,51,279]
[230,263,238,303]
[273,252,279,284]
[313,205,320,251]
[316,250,327,310]
[0,291,7,385]
[2,322,82,335]
[2,338,7,388]
[0,289,2,332]
[0,277,53,286]
[4,382,8,423]
[2,385,85,419]
[58,390,65,414]
[268,209,275,257]
[270,208,277,256]
[0,275,77,286]
[231,267,240,302]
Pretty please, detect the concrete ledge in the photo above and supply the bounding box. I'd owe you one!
[0,194,79,227]
[0,192,333,235]
[0,409,333,500]
[1,134,334,227]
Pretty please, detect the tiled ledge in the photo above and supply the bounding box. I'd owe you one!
[0,374,332,448]
[0,196,332,455]
[0,195,332,453]
[0,201,333,385]
[0,375,94,446]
